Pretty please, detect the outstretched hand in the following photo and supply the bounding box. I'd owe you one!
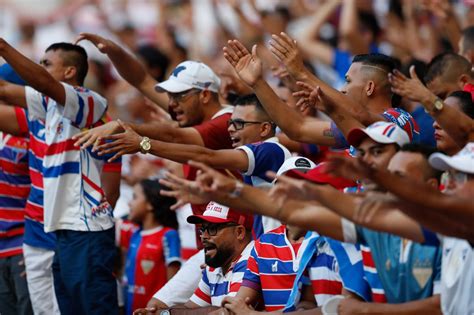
[223,40,262,88]
[388,65,433,104]
[72,120,122,151]
[269,32,307,79]
[75,33,116,54]
[93,120,141,162]
[159,172,211,210]
[293,82,338,114]
[188,160,240,196]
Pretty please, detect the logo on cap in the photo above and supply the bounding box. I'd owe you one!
[295,158,312,168]
[172,66,186,77]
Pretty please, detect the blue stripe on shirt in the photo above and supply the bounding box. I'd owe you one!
[43,162,80,178]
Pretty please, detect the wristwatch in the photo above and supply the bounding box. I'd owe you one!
[433,97,444,112]
[139,136,151,154]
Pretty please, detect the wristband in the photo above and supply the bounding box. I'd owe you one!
[228,181,244,198]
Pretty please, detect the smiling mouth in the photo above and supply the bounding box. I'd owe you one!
[230,137,241,147]
[203,243,217,255]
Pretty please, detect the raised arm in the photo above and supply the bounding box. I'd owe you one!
[339,0,369,55]
[297,0,341,66]
[0,38,65,105]
[389,66,474,146]
[75,33,168,110]
[223,40,337,146]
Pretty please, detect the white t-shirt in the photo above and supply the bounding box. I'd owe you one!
[25,83,113,232]
[439,237,474,314]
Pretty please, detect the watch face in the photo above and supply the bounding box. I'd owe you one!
[435,100,443,110]
[143,141,151,151]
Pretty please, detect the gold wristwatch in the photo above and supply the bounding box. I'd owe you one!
[139,136,151,154]
[432,97,444,112]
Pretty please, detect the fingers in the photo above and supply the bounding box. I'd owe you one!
[279,32,297,47]
[223,45,240,66]
[107,150,126,163]
[230,39,250,56]
[73,132,96,149]
[409,65,420,81]
[270,35,288,56]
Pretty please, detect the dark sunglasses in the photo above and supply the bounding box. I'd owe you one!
[199,223,239,236]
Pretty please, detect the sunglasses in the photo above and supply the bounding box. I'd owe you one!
[168,89,201,102]
[199,223,239,236]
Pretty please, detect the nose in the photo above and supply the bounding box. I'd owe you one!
[361,153,374,166]
[433,120,440,130]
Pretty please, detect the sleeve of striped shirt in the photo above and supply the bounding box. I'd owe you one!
[162,229,181,265]
[189,269,212,306]
[24,86,47,121]
[14,107,29,136]
[307,249,343,306]
[62,83,107,129]
[241,246,261,291]
[228,258,248,296]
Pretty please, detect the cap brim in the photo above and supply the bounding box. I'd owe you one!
[187,214,232,225]
[155,79,194,93]
[286,168,356,190]
[429,153,474,174]
[347,128,396,147]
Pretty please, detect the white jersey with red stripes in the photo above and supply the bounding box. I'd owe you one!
[25,83,113,232]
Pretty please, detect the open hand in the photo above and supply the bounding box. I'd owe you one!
[388,66,433,104]
[75,33,116,54]
[159,171,211,210]
[72,120,122,150]
[269,32,307,79]
[188,160,240,196]
[267,171,312,206]
[223,40,262,88]
[93,120,141,162]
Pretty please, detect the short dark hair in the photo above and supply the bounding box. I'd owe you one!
[353,53,401,105]
[353,53,400,73]
[424,52,472,84]
[400,143,443,180]
[140,179,178,230]
[446,91,474,119]
[461,26,474,53]
[233,94,276,132]
[46,42,88,85]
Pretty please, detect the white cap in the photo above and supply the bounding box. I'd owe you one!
[347,121,410,147]
[429,142,474,174]
[275,156,316,180]
[155,60,220,93]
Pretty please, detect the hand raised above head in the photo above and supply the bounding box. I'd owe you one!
[388,65,433,104]
[269,32,306,78]
[75,33,115,54]
[223,40,262,88]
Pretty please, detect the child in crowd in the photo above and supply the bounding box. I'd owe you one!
[123,179,181,315]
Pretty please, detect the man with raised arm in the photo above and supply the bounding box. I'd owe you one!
[0,38,119,314]
[223,35,419,149]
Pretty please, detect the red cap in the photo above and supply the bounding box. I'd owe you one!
[286,163,356,190]
[187,201,253,229]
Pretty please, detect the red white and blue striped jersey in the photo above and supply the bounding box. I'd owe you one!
[25,83,113,232]
[190,241,254,307]
[124,226,181,315]
[237,137,291,239]
[0,109,30,257]
[242,226,340,311]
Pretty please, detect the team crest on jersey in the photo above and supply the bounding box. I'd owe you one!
[271,261,278,272]
[140,259,155,275]
[412,259,433,288]
[56,121,64,135]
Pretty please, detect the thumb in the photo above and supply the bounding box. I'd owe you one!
[409,65,419,81]
[251,44,258,59]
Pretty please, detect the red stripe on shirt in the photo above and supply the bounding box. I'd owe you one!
[14,107,29,136]
[361,248,376,268]
[0,159,29,175]
[311,279,343,295]
[82,174,105,196]
[86,96,95,126]
[194,287,211,304]
[0,183,30,198]
[45,139,77,156]
[0,209,25,221]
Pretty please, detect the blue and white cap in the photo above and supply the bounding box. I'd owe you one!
[155,60,220,93]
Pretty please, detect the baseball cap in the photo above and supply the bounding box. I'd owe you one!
[155,60,220,93]
[0,63,26,85]
[187,201,253,229]
[429,142,474,174]
[287,162,357,190]
[276,156,316,177]
[382,108,420,143]
[347,121,410,148]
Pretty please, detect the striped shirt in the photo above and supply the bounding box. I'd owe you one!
[25,83,113,232]
[190,241,254,306]
[242,226,341,311]
[0,108,30,257]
